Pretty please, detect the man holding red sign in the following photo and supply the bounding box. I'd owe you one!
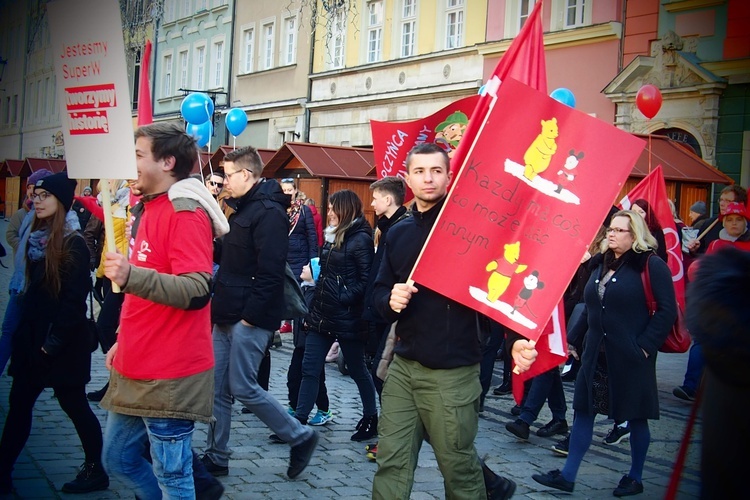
[371,143,537,499]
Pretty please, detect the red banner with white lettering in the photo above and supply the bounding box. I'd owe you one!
[619,165,686,309]
[371,95,480,181]
[410,78,646,341]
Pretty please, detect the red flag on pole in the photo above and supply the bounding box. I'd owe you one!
[137,40,153,126]
[619,165,686,309]
[450,0,547,178]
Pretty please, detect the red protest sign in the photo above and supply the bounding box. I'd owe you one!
[411,78,646,341]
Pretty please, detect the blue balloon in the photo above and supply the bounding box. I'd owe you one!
[225,108,247,137]
[186,121,213,148]
[550,87,576,108]
[180,92,214,125]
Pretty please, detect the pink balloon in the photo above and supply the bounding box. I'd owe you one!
[636,84,663,119]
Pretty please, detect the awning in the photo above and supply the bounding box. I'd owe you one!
[632,134,733,184]
[263,142,375,181]
[1,159,24,178]
[18,158,67,177]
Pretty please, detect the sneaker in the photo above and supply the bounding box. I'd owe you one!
[278,321,293,334]
[86,383,109,402]
[537,418,568,438]
[61,462,109,493]
[604,423,630,445]
[672,385,696,402]
[365,442,378,452]
[288,430,319,479]
[366,444,377,462]
[510,404,521,416]
[269,433,286,444]
[308,409,333,426]
[288,405,296,416]
[505,418,530,440]
[272,331,283,348]
[199,454,229,477]
[613,474,644,497]
[351,415,378,442]
[551,435,569,456]
[532,469,574,493]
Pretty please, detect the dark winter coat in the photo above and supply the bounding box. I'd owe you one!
[306,217,373,340]
[212,179,290,331]
[287,204,319,279]
[373,199,482,369]
[362,205,409,323]
[10,233,92,388]
[569,249,676,420]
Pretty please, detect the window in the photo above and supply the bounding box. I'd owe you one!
[178,50,189,90]
[162,54,173,97]
[212,40,224,88]
[328,8,346,69]
[26,81,34,121]
[283,15,297,65]
[36,79,43,119]
[132,49,141,110]
[45,76,54,116]
[196,0,207,12]
[3,97,9,125]
[164,0,175,22]
[367,1,383,63]
[213,0,227,6]
[243,28,255,73]
[11,94,18,124]
[519,0,535,30]
[401,0,417,57]
[446,0,464,49]
[181,0,191,18]
[194,44,205,88]
[262,22,274,70]
[564,0,586,28]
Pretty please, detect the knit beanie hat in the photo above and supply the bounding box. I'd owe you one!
[35,172,77,211]
[721,202,749,222]
[689,201,706,215]
[28,168,53,187]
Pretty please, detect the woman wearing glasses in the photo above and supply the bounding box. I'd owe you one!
[533,210,676,497]
[0,173,109,495]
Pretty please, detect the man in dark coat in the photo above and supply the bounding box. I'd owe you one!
[202,146,318,480]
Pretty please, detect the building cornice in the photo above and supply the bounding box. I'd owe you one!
[477,22,622,58]
[662,0,725,14]
[305,82,477,110]
[700,58,750,82]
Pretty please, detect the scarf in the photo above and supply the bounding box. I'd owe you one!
[288,200,303,235]
[324,225,336,244]
[27,210,81,263]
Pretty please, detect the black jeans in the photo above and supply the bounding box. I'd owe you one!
[0,376,103,480]
[479,320,505,407]
[287,347,329,411]
[97,290,124,353]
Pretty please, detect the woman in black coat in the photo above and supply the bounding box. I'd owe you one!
[533,210,676,497]
[0,173,108,495]
[295,190,378,441]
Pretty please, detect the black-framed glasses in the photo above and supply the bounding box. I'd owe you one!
[32,191,51,202]
[606,227,631,234]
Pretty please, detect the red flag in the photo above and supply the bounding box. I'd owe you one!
[450,0,547,178]
[370,95,480,203]
[410,78,646,341]
[512,301,567,404]
[618,165,685,310]
[137,40,153,126]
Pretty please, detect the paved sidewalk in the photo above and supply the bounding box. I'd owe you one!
[0,221,701,499]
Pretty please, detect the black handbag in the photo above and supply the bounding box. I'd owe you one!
[282,263,308,318]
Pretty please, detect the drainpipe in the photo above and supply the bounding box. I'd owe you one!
[303,1,316,143]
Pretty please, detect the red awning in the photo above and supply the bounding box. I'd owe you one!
[18,158,67,177]
[632,134,733,184]
[263,142,375,181]
[1,159,24,177]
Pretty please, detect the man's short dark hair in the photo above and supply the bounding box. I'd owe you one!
[134,122,199,180]
[223,146,264,177]
[405,143,450,173]
[205,171,225,182]
[370,176,406,206]
[721,185,748,205]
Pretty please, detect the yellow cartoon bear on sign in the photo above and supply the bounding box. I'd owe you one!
[485,241,528,302]
[523,118,558,181]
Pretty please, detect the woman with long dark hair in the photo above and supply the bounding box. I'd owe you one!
[295,189,378,441]
[0,173,108,495]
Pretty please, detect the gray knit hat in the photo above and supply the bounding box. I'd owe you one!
[690,201,706,215]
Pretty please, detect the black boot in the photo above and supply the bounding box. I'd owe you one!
[481,458,517,500]
[61,462,109,493]
[87,383,109,402]
[351,415,378,442]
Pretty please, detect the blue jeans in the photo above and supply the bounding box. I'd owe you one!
[0,292,22,374]
[682,341,703,392]
[296,330,377,423]
[519,367,567,425]
[103,412,195,499]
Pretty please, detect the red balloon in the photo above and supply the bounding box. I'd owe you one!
[636,84,663,119]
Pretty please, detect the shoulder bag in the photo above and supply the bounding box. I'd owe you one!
[641,255,690,353]
[282,263,309,318]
